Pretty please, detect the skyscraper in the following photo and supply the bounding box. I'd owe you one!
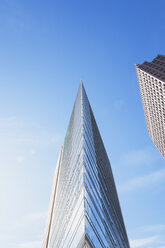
[42,82,130,248]
[136,55,165,158]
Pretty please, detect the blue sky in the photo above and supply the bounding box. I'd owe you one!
[0,0,165,247]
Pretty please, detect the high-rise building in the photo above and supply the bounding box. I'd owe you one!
[42,82,130,248]
[136,55,165,158]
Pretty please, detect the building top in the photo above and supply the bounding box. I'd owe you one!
[136,54,165,83]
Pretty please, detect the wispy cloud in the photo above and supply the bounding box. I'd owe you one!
[30,149,36,155]
[130,236,158,248]
[0,117,21,127]
[18,241,41,248]
[122,147,157,166]
[16,211,47,229]
[0,211,46,248]
[24,211,47,223]
[140,224,165,233]
[113,99,125,109]
[129,224,165,239]
[16,155,24,163]
[119,168,165,192]
[0,116,61,248]
[0,116,62,146]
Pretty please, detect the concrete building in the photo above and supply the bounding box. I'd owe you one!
[42,82,130,248]
[136,55,165,158]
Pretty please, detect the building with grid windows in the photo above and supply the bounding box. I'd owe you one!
[136,55,165,158]
[42,82,130,248]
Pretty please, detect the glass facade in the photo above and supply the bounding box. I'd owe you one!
[43,82,130,248]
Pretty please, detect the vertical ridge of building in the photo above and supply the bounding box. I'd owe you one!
[42,147,63,248]
[42,82,130,248]
[80,84,130,248]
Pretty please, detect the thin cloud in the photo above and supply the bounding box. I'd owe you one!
[140,225,165,233]
[0,117,19,127]
[128,224,165,242]
[122,147,157,166]
[30,149,36,155]
[16,211,47,228]
[119,168,165,192]
[0,211,46,248]
[25,211,47,223]
[18,241,41,248]
[7,211,47,231]
[113,99,125,109]
[16,155,24,163]
[0,116,62,147]
[130,236,158,248]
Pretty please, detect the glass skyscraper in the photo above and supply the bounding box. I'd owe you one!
[42,82,130,248]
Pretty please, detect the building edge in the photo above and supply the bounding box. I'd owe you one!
[42,146,63,248]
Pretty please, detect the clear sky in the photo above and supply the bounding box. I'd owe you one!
[0,0,165,248]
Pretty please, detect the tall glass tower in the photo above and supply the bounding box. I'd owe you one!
[42,82,130,248]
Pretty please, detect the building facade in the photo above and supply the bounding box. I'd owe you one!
[136,55,165,158]
[42,82,130,248]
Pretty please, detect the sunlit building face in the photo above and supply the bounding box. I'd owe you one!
[136,55,165,158]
